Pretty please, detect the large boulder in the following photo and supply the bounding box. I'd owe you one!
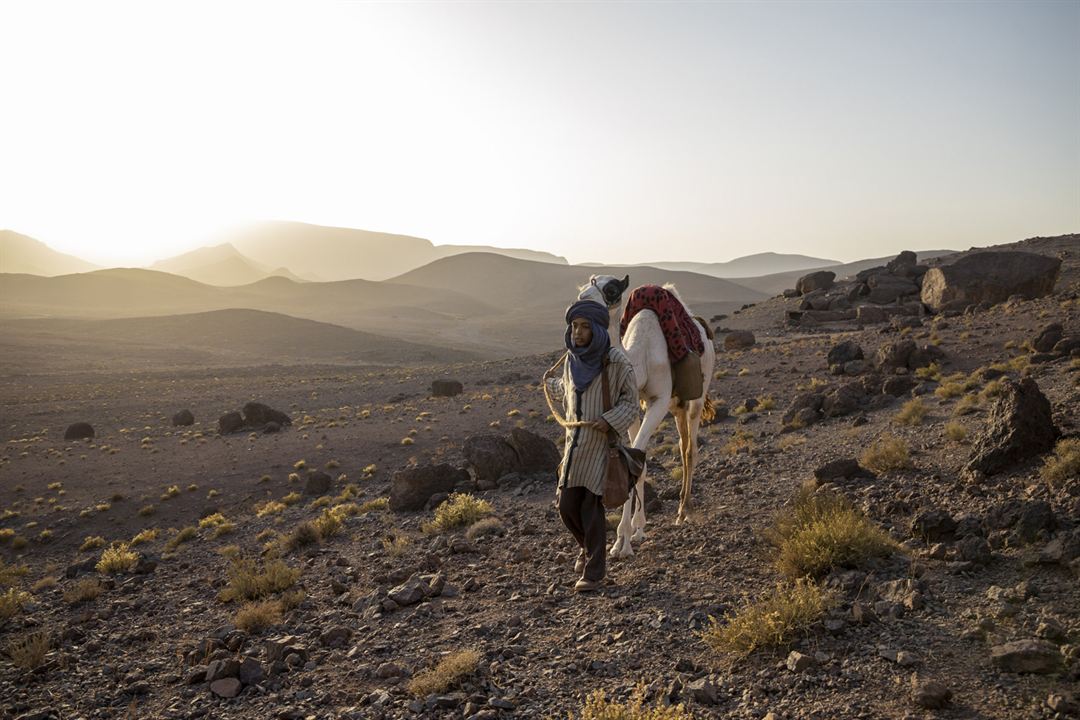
[64,422,95,440]
[886,250,918,274]
[389,464,470,511]
[822,381,866,418]
[1032,323,1063,353]
[866,274,920,304]
[796,271,836,295]
[966,378,1059,476]
[431,379,464,397]
[723,330,756,350]
[303,471,332,496]
[463,434,521,488]
[171,409,195,427]
[507,428,560,474]
[990,639,1063,674]
[218,412,244,435]
[827,340,864,367]
[242,402,291,428]
[921,252,1062,312]
[875,339,917,372]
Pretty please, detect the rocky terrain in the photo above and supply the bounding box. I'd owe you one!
[0,238,1078,720]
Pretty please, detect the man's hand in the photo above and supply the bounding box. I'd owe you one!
[590,418,612,434]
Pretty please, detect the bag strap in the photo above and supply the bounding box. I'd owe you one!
[600,353,618,445]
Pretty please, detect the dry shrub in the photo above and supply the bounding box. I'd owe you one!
[945,422,968,443]
[199,513,235,538]
[218,557,300,603]
[914,362,942,381]
[0,560,29,588]
[166,526,198,550]
[573,687,697,720]
[407,649,480,696]
[953,394,980,416]
[79,536,106,552]
[281,492,302,506]
[700,579,832,660]
[130,528,159,546]
[6,631,50,671]
[1042,438,1080,489]
[284,521,321,551]
[466,517,506,540]
[0,588,30,622]
[382,529,410,557]
[859,435,911,474]
[138,504,156,517]
[979,378,1007,401]
[63,578,103,604]
[422,493,493,533]
[313,509,342,539]
[766,484,900,578]
[724,429,755,456]
[96,543,139,574]
[234,600,282,633]
[893,398,927,426]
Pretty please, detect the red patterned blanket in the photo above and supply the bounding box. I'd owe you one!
[619,285,705,363]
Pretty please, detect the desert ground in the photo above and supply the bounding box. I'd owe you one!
[1,240,1078,720]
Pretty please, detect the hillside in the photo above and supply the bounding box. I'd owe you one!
[0,309,475,374]
[0,230,99,276]
[643,252,838,278]
[732,250,957,296]
[225,221,568,282]
[150,244,306,286]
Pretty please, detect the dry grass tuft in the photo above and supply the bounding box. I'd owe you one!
[422,493,494,533]
[313,509,342,539]
[0,588,30,622]
[700,579,833,660]
[724,429,755,456]
[893,398,927,426]
[5,631,50,671]
[130,528,159,545]
[407,649,481,696]
[859,435,911,474]
[284,521,321,551]
[572,687,697,720]
[256,500,287,517]
[218,557,300,603]
[234,599,283,633]
[0,560,29,588]
[96,543,139,574]
[382,529,410,557]
[766,484,900,578]
[63,578,104,604]
[166,526,198,550]
[466,517,506,540]
[1042,438,1080,489]
[953,394,980,416]
[945,422,968,443]
[79,536,106,552]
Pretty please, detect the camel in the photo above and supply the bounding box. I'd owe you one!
[576,274,716,558]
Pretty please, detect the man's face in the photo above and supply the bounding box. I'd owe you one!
[571,318,593,347]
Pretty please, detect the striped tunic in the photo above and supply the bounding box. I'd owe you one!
[547,346,639,495]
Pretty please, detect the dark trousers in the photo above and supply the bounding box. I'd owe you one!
[558,486,606,582]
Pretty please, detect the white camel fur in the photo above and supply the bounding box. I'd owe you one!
[577,275,716,558]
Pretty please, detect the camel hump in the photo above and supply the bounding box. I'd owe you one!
[692,315,714,341]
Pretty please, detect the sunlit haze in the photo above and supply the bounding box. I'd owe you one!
[2,1,1077,267]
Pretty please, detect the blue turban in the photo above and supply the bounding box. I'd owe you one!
[564,300,611,391]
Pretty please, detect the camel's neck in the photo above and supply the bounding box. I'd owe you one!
[609,305,624,351]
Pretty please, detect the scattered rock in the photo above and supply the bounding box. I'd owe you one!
[911,676,952,709]
[171,409,195,426]
[796,270,836,295]
[814,458,872,483]
[785,651,815,672]
[210,678,242,698]
[63,422,94,440]
[218,411,244,435]
[431,379,464,397]
[921,251,1062,312]
[242,402,292,428]
[990,639,1063,674]
[303,470,332,496]
[1033,323,1064,353]
[966,378,1059,476]
[724,330,756,350]
[389,464,470,512]
[911,510,957,542]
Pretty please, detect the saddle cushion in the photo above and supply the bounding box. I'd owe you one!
[619,285,706,363]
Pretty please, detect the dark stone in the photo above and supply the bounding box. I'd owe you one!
[912,510,957,542]
[814,458,872,483]
[796,270,836,295]
[956,536,992,565]
[218,411,244,435]
[882,375,916,397]
[912,678,952,709]
[304,471,332,496]
[171,409,195,426]
[506,428,560,474]
[389,464,470,511]
[827,340,864,366]
[990,639,1063,674]
[921,251,1062,312]
[64,422,94,440]
[875,339,917,372]
[238,657,265,686]
[723,330,756,350]
[242,402,292,428]
[1014,500,1055,543]
[886,250,918,273]
[822,381,866,418]
[866,274,919,304]
[263,421,281,434]
[855,265,888,282]
[1033,323,1063,353]
[966,378,1059,476]
[782,392,824,427]
[908,343,946,370]
[463,434,520,488]
[431,379,464,397]
[1052,336,1080,356]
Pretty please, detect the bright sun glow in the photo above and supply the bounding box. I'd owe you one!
[1,1,1077,266]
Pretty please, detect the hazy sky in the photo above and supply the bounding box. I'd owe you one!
[1,1,1077,267]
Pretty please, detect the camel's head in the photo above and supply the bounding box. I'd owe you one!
[578,274,629,309]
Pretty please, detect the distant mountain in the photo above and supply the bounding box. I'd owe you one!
[642,252,838,278]
[0,308,475,374]
[0,230,99,276]
[224,221,567,281]
[150,243,307,286]
[730,250,957,296]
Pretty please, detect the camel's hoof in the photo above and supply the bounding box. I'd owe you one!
[631,529,646,542]
[609,543,633,559]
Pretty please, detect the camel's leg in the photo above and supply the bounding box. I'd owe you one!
[630,462,648,542]
[677,402,703,525]
[611,399,668,558]
[674,409,692,524]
